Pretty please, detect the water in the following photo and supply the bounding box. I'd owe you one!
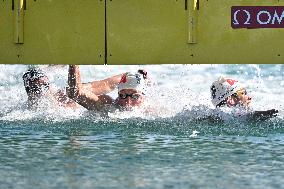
[0,64,283,189]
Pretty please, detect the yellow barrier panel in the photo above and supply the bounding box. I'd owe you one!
[0,0,284,64]
[1,0,105,64]
[107,0,190,64]
[0,0,20,63]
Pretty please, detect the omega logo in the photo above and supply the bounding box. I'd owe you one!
[232,6,284,29]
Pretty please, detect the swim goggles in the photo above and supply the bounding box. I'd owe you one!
[118,93,142,100]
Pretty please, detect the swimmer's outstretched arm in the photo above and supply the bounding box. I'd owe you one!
[67,65,113,111]
[247,109,278,121]
[80,74,123,95]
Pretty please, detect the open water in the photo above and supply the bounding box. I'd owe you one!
[0,64,283,189]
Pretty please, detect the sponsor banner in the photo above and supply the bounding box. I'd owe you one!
[232,6,284,29]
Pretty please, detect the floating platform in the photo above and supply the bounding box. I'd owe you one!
[1,0,284,64]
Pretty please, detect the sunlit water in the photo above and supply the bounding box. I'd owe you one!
[0,64,283,189]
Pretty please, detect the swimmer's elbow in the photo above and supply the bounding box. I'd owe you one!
[66,84,84,100]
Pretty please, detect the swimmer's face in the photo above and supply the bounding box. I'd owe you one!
[117,89,145,110]
[227,88,252,108]
[26,76,50,97]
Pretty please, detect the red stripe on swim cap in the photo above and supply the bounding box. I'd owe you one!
[120,74,127,83]
[226,79,238,86]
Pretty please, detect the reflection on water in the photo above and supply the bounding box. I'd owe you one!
[0,64,284,188]
[0,119,284,189]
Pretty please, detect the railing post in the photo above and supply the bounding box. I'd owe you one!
[188,0,199,44]
[14,0,24,44]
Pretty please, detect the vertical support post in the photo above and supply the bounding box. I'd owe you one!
[188,0,198,44]
[14,0,24,44]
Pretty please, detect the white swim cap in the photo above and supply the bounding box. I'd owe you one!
[118,72,148,94]
[210,76,242,107]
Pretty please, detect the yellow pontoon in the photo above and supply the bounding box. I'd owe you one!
[1,0,283,64]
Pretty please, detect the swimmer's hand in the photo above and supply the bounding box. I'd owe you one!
[247,109,278,121]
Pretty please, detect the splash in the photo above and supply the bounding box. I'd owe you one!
[0,64,282,124]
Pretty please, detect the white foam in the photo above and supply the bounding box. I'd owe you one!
[0,64,283,122]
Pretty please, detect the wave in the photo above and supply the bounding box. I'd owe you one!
[0,64,283,133]
[0,100,283,138]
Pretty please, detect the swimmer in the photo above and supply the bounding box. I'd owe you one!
[23,69,78,109]
[67,65,149,112]
[210,76,278,121]
[210,77,252,110]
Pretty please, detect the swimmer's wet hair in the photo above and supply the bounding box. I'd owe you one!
[23,69,46,82]
[23,69,48,92]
